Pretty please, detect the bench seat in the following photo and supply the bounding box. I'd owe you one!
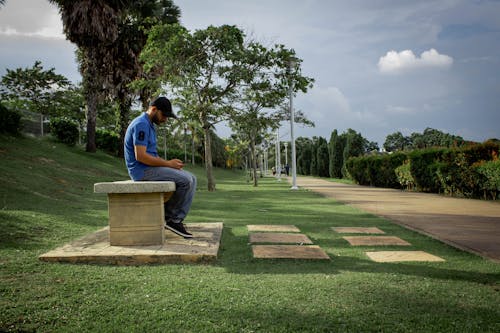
[94,180,176,246]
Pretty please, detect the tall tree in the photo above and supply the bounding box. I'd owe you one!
[341,128,367,177]
[384,131,410,152]
[328,129,343,178]
[141,23,249,191]
[316,136,329,177]
[230,43,313,186]
[0,61,71,135]
[296,137,313,175]
[109,0,181,157]
[50,0,131,152]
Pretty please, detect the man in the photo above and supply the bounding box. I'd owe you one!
[124,96,196,238]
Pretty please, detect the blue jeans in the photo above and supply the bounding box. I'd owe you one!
[142,167,197,223]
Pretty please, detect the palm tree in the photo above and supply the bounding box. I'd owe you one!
[52,0,180,155]
[109,0,180,157]
[49,0,132,152]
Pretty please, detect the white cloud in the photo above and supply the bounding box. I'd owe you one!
[378,48,453,74]
[0,27,64,39]
[384,105,416,115]
[308,86,351,116]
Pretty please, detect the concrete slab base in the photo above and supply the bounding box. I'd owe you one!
[39,222,223,265]
[247,225,300,233]
[252,245,330,260]
[343,236,411,246]
[366,251,445,262]
[332,227,385,234]
[249,233,313,244]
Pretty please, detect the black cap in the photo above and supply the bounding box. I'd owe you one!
[150,96,177,118]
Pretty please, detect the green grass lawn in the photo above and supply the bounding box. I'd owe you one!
[1,135,499,332]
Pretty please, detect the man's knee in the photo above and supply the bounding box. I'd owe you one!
[177,171,196,189]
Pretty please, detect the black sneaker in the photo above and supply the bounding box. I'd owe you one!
[165,221,193,238]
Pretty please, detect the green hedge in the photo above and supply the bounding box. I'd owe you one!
[346,142,500,199]
[96,129,120,155]
[49,117,79,146]
[346,152,406,188]
[0,103,22,135]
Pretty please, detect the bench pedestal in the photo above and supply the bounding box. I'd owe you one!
[94,181,176,246]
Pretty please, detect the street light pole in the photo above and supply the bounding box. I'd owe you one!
[184,123,187,163]
[289,57,299,190]
[276,129,281,181]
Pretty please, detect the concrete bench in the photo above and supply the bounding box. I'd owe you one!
[94,180,176,246]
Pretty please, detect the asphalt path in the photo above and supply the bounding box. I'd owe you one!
[291,176,500,263]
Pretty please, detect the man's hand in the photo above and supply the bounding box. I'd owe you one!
[135,145,184,169]
[168,159,184,170]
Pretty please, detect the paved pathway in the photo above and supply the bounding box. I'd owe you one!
[292,176,500,262]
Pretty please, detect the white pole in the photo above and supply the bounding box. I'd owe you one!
[290,59,298,190]
[276,129,281,181]
[184,124,187,162]
[264,147,268,175]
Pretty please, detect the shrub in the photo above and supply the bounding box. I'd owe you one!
[0,103,22,135]
[346,152,406,188]
[395,160,415,190]
[476,159,500,200]
[408,148,446,192]
[95,129,120,155]
[49,117,79,146]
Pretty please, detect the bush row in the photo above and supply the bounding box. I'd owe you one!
[0,103,22,135]
[346,142,500,199]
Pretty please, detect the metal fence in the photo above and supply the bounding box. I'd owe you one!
[21,110,49,136]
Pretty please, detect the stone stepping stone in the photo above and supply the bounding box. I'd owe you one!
[249,232,313,244]
[343,236,411,246]
[332,227,385,234]
[252,245,330,260]
[366,251,445,262]
[247,224,300,233]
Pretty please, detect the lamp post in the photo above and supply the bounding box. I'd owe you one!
[288,57,298,190]
[183,123,188,162]
[276,129,281,181]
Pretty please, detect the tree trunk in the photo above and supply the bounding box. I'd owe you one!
[250,139,258,187]
[117,91,131,158]
[204,126,216,191]
[85,92,98,153]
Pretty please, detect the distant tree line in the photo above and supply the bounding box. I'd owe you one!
[289,126,478,179]
[383,128,469,152]
[294,128,378,178]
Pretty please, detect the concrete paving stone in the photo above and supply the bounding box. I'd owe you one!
[343,236,411,246]
[39,222,223,265]
[249,232,313,244]
[252,245,330,259]
[247,225,300,232]
[366,251,445,262]
[332,227,385,234]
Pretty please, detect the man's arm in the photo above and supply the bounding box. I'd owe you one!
[134,145,184,170]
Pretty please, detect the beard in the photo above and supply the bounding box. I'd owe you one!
[152,113,164,125]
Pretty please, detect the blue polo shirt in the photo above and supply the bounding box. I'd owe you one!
[124,112,158,180]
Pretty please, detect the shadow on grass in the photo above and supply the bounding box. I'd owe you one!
[0,211,48,249]
[217,227,500,286]
[194,287,500,332]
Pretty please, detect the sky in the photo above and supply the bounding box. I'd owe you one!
[1,0,499,146]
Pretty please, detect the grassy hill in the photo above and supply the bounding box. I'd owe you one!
[1,135,499,332]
